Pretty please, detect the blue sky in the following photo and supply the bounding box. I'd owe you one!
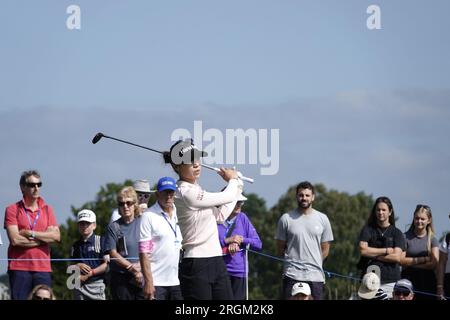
[1,1,450,275]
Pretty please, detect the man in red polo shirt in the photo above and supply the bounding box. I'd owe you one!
[4,170,60,300]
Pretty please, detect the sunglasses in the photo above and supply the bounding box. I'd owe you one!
[416,204,430,210]
[137,193,150,199]
[32,296,51,300]
[118,201,135,207]
[393,289,411,296]
[25,182,42,188]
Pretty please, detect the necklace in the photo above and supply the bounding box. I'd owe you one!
[378,225,391,237]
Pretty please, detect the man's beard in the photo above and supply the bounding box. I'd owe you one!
[298,201,311,209]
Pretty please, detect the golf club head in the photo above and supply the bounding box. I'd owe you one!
[92,132,104,144]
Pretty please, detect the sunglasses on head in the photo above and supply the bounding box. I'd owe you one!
[32,296,51,300]
[25,182,42,188]
[416,204,430,210]
[118,201,135,207]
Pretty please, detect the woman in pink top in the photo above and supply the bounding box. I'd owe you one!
[163,139,244,300]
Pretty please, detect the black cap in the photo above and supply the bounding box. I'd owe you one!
[168,139,207,165]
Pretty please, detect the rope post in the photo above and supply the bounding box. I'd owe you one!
[245,244,250,300]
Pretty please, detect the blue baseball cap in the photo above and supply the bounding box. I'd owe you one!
[157,177,177,192]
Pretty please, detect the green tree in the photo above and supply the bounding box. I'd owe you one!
[246,183,373,300]
[313,185,374,299]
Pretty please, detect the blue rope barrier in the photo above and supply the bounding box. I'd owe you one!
[1,248,449,300]
[246,248,450,300]
[246,248,285,263]
[0,250,238,262]
[0,257,138,262]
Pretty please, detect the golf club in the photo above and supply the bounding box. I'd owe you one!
[92,132,254,184]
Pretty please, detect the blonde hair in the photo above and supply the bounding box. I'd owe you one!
[117,186,142,217]
[27,284,57,300]
[407,205,435,253]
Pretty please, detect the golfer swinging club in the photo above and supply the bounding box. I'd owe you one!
[163,138,245,300]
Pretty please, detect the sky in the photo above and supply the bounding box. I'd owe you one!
[1,0,450,275]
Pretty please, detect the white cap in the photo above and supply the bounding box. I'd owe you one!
[133,179,151,193]
[291,282,311,296]
[358,272,380,299]
[77,209,96,223]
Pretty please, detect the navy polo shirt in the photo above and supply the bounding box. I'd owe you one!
[71,233,105,282]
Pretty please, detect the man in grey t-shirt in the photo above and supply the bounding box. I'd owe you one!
[275,181,333,300]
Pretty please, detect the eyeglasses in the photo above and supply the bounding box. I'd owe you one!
[118,201,135,207]
[32,296,51,300]
[25,182,42,188]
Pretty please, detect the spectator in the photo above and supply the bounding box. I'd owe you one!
[290,282,313,300]
[0,282,10,300]
[163,138,244,300]
[357,271,389,300]
[400,204,438,300]
[4,170,60,300]
[392,279,415,300]
[276,181,334,300]
[27,284,56,300]
[436,213,450,300]
[105,186,144,300]
[69,209,108,300]
[111,180,152,222]
[218,194,262,300]
[357,196,405,298]
[139,177,183,300]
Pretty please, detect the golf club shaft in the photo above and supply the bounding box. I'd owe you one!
[101,134,163,154]
[201,164,254,184]
[95,133,254,183]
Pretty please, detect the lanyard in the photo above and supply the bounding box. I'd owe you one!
[21,202,41,231]
[161,212,177,239]
[225,218,236,238]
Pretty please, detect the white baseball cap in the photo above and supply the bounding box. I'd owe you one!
[358,272,380,300]
[77,209,96,223]
[291,282,311,297]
